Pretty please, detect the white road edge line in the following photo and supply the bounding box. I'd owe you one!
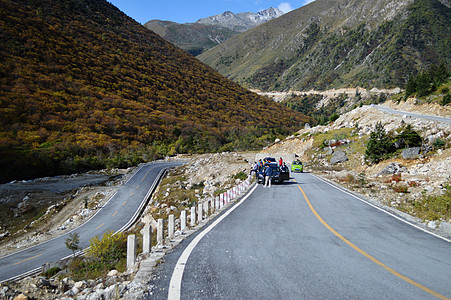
[310,173,451,243]
[167,183,258,300]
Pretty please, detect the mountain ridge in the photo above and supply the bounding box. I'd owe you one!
[198,0,451,91]
[144,7,284,55]
[0,0,307,183]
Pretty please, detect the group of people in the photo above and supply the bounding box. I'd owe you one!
[250,157,288,188]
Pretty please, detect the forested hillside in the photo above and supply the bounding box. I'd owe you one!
[199,0,451,91]
[0,0,308,183]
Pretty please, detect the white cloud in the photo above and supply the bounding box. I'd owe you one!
[278,2,293,13]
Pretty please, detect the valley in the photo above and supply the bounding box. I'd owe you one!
[0,0,450,298]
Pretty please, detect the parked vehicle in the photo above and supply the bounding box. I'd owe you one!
[257,163,286,184]
[264,157,276,163]
[291,160,303,173]
[279,165,290,181]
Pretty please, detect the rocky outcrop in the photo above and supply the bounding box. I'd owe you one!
[330,150,348,164]
[402,147,421,159]
[377,162,408,176]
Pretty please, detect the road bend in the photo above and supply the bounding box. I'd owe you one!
[150,172,450,300]
[0,160,184,283]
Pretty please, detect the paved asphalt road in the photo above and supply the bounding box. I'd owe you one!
[376,105,451,123]
[149,172,451,300]
[0,160,184,283]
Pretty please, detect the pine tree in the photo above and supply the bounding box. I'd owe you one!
[365,122,392,164]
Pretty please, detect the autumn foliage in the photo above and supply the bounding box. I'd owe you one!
[0,0,309,182]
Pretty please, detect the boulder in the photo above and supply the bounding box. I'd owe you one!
[421,144,433,155]
[402,147,421,159]
[107,270,119,277]
[325,147,333,155]
[377,162,408,176]
[392,139,405,149]
[330,150,348,164]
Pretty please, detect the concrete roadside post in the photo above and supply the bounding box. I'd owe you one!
[142,224,151,254]
[215,196,220,210]
[168,214,175,238]
[198,203,203,222]
[180,210,186,232]
[127,235,136,270]
[204,200,209,216]
[157,219,164,246]
[190,206,196,227]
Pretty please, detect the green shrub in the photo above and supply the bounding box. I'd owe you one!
[69,231,128,280]
[232,171,248,181]
[42,267,61,278]
[433,138,446,150]
[441,93,450,106]
[87,231,127,263]
[365,122,392,164]
[393,184,409,193]
[396,124,422,147]
[329,113,340,123]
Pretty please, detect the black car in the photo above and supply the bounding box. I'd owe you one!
[256,163,287,184]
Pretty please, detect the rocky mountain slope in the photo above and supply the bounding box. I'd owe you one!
[144,7,283,55]
[198,0,451,91]
[196,7,284,31]
[0,0,307,183]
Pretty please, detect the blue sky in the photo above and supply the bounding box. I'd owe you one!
[108,0,315,24]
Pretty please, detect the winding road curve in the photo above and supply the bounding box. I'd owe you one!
[0,160,184,283]
[376,105,451,123]
[149,173,451,299]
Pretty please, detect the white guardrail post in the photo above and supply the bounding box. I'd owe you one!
[168,214,175,238]
[157,219,164,246]
[127,235,136,270]
[142,224,151,254]
[180,210,186,232]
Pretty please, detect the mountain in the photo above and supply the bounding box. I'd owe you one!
[0,0,307,183]
[198,0,451,92]
[144,20,239,56]
[196,7,284,32]
[144,8,284,55]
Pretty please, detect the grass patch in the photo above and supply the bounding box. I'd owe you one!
[410,185,451,221]
[232,171,247,181]
[311,128,354,149]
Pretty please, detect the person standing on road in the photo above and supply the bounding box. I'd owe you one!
[264,165,273,188]
[250,161,258,176]
[279,157,283,167]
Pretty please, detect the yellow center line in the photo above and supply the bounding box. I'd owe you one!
[141,169,151,183]
[130,192,134,197]
[14,254,42,265]
[297,185,449,300]
[96,223,104,230]
[136,184,139,189]
[112,211,118,217]
[122,200,127,206]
